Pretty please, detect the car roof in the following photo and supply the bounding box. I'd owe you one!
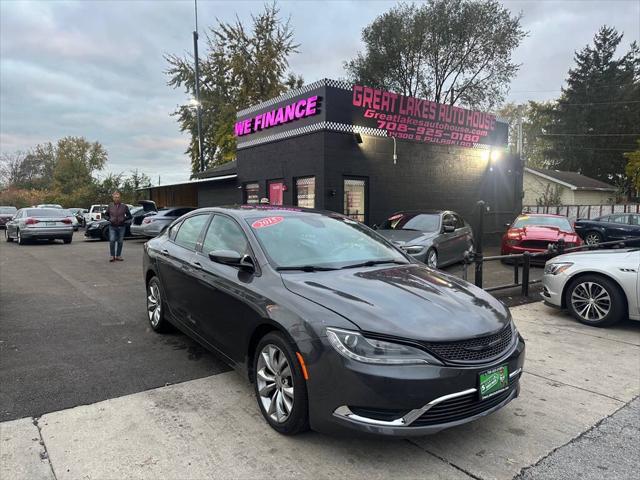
[388,210,445,216]
[518,213,566,218]
[187,205,348,219]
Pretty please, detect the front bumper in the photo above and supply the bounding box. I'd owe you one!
[540,272,567,308]
[84,226,104,238]
[21,227,73,238]
[305,333,526,436]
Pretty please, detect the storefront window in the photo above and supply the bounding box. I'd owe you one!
[295,176,316,208]
[244,183,259,204]
[344,178,366,222]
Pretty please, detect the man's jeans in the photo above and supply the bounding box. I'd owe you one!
[109,225,126,257]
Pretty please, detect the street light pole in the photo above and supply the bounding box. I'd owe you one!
[193,0,205,173]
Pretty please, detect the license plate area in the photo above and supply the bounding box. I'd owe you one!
[479,365,509,400]
[45,222,56,226]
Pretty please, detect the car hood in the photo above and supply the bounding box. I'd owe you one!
[281,264,509,341]
[377,229,437,246]
[507,226,578,241]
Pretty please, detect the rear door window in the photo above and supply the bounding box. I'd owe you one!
[173,215,209,250]
[609,214,627,224]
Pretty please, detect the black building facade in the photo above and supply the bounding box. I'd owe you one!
[153,79,522,241]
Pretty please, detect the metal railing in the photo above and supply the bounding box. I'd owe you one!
[459,238,639,297]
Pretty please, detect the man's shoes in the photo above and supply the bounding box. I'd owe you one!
[109,257,116,262]
[115,257,124,261]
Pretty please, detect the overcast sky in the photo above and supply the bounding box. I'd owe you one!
[1,0,638,184]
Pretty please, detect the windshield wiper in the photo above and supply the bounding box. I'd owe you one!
[340,259,409,269]
[276,265,338,272]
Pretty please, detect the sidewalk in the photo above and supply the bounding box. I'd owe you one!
[2,302,639,480]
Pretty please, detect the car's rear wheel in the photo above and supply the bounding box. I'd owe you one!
[63,236,72,244]
[254,332,309,435]
[426,248,438,268]
[102,227,109,241]
[5,230,13,242]
[566,275,625,327]
[17,229,25,245]
[584,231,602,245]
[146,277,172,332]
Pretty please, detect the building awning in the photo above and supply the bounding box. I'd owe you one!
[137,174,237,191]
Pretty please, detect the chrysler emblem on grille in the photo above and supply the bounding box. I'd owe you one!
[463,337,501,352]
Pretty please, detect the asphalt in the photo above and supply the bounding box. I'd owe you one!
[516,397,640,480]
[0,231,230,422]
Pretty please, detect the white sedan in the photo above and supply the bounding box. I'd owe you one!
[542,249,639,327]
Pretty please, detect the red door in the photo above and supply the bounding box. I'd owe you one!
[269,182,284,206]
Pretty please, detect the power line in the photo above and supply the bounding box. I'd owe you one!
[541,133,640,137]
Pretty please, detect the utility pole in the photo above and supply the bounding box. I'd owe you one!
[193,0,205,173]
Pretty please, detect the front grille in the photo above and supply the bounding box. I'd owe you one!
[411,377,518,427]
[420,324,513,363]
[520,240,551,249]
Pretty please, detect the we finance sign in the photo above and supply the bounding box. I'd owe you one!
[234,95,320,137]
[351,85,506,148]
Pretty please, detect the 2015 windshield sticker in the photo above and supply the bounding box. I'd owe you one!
[252,216,284,229]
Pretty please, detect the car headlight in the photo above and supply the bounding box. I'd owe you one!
[326,327,435,365]
[403,245,424,254]
[544,262,573,275]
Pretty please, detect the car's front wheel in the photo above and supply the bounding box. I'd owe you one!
[146,277,172,332]
[584,231,602,245]
[253,332,309,435]
[566,274,625,327]
[426,248,438,268]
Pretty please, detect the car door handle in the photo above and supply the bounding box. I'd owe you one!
[160,249,169,255]
[191,261,203,270]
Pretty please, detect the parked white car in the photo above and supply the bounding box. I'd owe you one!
[542,249,639,327]
[84,204,109,224]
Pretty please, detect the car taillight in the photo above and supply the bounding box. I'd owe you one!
[25,217,39,225]
[62,218,72,224]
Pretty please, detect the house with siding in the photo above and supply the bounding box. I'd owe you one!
[523,167,616,206]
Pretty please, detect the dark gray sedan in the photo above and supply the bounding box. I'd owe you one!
[130,204,196,238]
[5,208,74,244]
[377,210,474,268]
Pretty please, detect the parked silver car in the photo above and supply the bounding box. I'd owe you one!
[130,203,195,238]
[376,210,474,268]
[542,249,639,327]
[4,208,74,244]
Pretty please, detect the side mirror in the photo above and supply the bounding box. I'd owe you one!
[208,250,255,272]
[443,224,455,233]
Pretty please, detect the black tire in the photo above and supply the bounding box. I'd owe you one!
[146,276,172,333]
[5,230,13,242]
[583,231,602,246]
[102,226,109,241]
[253,332,309,435]
[63,237,72,244]
[565,274,626,327]
[17,229,25,245]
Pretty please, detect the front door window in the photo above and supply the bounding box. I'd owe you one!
[344,178,366,223]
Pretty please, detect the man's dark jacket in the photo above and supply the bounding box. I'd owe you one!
[103,203,132,227]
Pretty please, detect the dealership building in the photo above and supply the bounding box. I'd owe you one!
[144,79,522,240]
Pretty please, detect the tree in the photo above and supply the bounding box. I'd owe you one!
[344,0,526,109]
[0,151,26,188]
[166,3,303,176]
[624,140,640,198]
[52,137,107,198]
[498,101,555,168]
[545,26,639,186]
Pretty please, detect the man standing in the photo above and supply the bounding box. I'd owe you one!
[103,191,132,262]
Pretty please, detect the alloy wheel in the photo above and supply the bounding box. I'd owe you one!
[427,249,438,268]
[571,281,611,321]
[584,233,601,245]
[256,344,294,423]
[147,282,161,327]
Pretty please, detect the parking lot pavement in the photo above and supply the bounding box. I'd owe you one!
[0,231,229,422]
[2,301,638,480]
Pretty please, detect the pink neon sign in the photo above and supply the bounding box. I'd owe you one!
[234,95,319,137]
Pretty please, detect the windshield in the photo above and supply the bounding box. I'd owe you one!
[0,207,17,214]
[25,209,67,218]
[512,215,573,231]
[247,214,407,269]
[130,206,143,215]
[381,213,441,232]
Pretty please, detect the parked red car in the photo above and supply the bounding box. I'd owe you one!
[501,213,582,256]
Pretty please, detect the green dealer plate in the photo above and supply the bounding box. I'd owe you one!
[479,365,509,400]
